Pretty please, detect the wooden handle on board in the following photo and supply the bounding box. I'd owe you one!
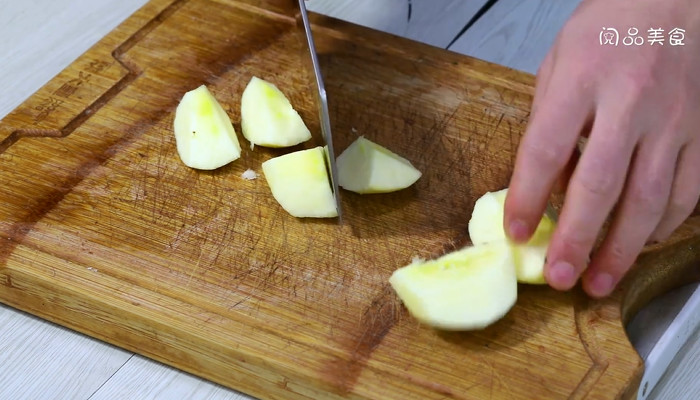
[568,215,700,400]
[621,215,700,326]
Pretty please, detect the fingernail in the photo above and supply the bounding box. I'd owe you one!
[508,219,531,242]
[549,261,575,288]
[589,273,615,298]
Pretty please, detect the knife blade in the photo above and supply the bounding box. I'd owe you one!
[295,0,343,221]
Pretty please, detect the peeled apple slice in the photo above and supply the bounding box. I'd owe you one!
[262,146,338,218]
[336,136,422,193]
[173,85,241,170]
[389,242,517,331]
[240,76,312,148]
[468,188,555,284]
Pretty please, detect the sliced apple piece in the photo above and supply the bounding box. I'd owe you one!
[262,146,337,218]
[468,188,555,284]
[389,242,517,331]
[240,76,312,148]
[336,136,421,194]
[173,85,241,170]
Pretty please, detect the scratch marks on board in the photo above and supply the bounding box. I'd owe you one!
[324,284,403,394]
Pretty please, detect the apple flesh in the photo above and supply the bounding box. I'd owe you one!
[336,136,422,194]
[468,188,555,284]
[173,85,241,170]
[240,76,312,149]
[389,242,518,331]
[262,146,338,218]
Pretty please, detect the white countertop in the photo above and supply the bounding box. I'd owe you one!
[1,1,698,399]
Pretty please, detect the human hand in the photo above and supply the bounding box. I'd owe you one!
[504,0,700,298]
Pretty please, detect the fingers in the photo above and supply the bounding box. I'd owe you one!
[649,138,700,242]
[581,137,678,298]
[543,110,637,291]
[553,150,579,195]
[505,70,593,243]
[553,135,590,195]
[533,50,555,105]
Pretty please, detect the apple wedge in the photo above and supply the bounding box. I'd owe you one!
[262,146,337,218]
[468,188,555,284]
[173,85,241,170]
[240,76,312,149]
[389,242,517,331]
[336,136,422,194]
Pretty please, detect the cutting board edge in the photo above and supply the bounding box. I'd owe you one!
[0,262,362,400]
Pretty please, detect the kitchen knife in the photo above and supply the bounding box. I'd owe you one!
[296,0,343,221]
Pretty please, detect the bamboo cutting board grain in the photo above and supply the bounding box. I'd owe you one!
[1,0,699,399]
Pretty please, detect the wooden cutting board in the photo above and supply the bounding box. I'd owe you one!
[1,0,699,398]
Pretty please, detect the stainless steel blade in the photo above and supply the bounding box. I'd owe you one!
[296,0,343,221]
[545,202,559,223]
